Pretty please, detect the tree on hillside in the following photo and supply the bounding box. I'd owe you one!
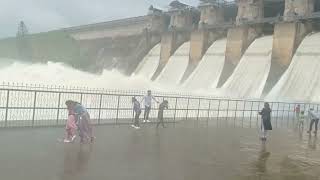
[16,21,32,60]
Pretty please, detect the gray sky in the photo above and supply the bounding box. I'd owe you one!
[0,0,200,38]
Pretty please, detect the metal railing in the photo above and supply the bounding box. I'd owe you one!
[0,86,318,129]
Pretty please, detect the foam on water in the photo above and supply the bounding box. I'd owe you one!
[218,36,273,99]
[183,39,227,90]
[156,42,190,86]
[266,32,320,102]
[132,44,161,79]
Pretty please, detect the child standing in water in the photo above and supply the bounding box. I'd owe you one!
[131,97,141,129]
[157,100,168,128]
[298,111,306,130]
[64,107,77,143]
[259,102,272,141]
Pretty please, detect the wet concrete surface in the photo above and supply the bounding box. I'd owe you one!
[0,121,319,180]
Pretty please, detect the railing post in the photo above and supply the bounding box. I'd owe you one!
[217,99,221,126]
[242,101,246,128]
[249,101,254,128]
[196,98,201,121]
[276,102,280,128]
[287,103,291,128]
[173,98,178,126]
[56,92,61,125]
[32,91,37,127]
[207,100,211,125]
[256,101,261,127]
[4,90,10,127]
[234,100,238,127]
[281,103,285,128]
[186,97,190,120]
[80,93,83,104]
[98,94,103,125]
[116,95,120,125]
[225,100,230,126]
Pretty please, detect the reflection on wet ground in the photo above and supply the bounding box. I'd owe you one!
[0,121,319,180]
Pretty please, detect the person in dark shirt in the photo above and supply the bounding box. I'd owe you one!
[131,97,141,129]
[157,100,168,128]
[259,102,272,141]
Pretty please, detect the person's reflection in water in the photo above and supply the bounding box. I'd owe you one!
[241,141,271,180]
[308,134,318,150]
[255,141,271,175]
[61,144,93,180]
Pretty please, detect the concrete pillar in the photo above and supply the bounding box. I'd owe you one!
[180,3,225,83]
[169,9,193,29]
[149,14,168,33]
[151,7,193,80]
[151,30,189,80]
[236,0,264,25]
[262,0,314,95]
[284,0,314,21]
[199,3,224,26]
[217,0,263,87]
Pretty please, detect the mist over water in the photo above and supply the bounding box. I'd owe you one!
[0,59,154,90]
[0,58,201,95]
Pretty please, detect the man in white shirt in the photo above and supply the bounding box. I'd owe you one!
[308,108,319,134]
[141,90,159,123]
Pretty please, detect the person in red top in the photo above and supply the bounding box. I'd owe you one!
[294,104,301,121]
[64,107,77,143]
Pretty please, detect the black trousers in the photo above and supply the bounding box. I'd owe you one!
[157,112,165,128]
[144,106,151,120]
[134,111,141,127]
[309,118,319,132]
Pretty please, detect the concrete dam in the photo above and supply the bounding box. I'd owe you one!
[1,0,320,102]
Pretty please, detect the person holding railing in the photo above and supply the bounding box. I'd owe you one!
[259,102,272,141]
[131,97,141,129]
[141,90,159,123]
[66,100,94,143]
[157,100,168,128]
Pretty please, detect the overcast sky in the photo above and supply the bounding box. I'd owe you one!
[0,0,201,38]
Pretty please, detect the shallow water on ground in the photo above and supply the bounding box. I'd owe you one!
[0,122,319,180]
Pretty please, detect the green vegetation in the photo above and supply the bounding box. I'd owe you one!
[0,30,90,69]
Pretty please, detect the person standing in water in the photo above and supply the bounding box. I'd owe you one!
[307,108,319,134]
[294,104,301,121]
[131,97,141,129]
[141,90,159,123]
[157,100,168,128]
[259,102,272,141]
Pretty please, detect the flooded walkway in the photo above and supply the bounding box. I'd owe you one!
[0,121,319,180]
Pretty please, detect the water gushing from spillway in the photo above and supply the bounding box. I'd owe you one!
[217,36,273,99]
[156,42,190,86]
[132,44,161,79]
[266,32,320,102]
[0,59,158,91]
[183,39,227,90]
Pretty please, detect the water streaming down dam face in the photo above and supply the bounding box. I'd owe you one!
[267,32,320,102]
[156,42,190,86]
[218,36,273,99]
[183,39,227,90]
[132,44,161,79]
